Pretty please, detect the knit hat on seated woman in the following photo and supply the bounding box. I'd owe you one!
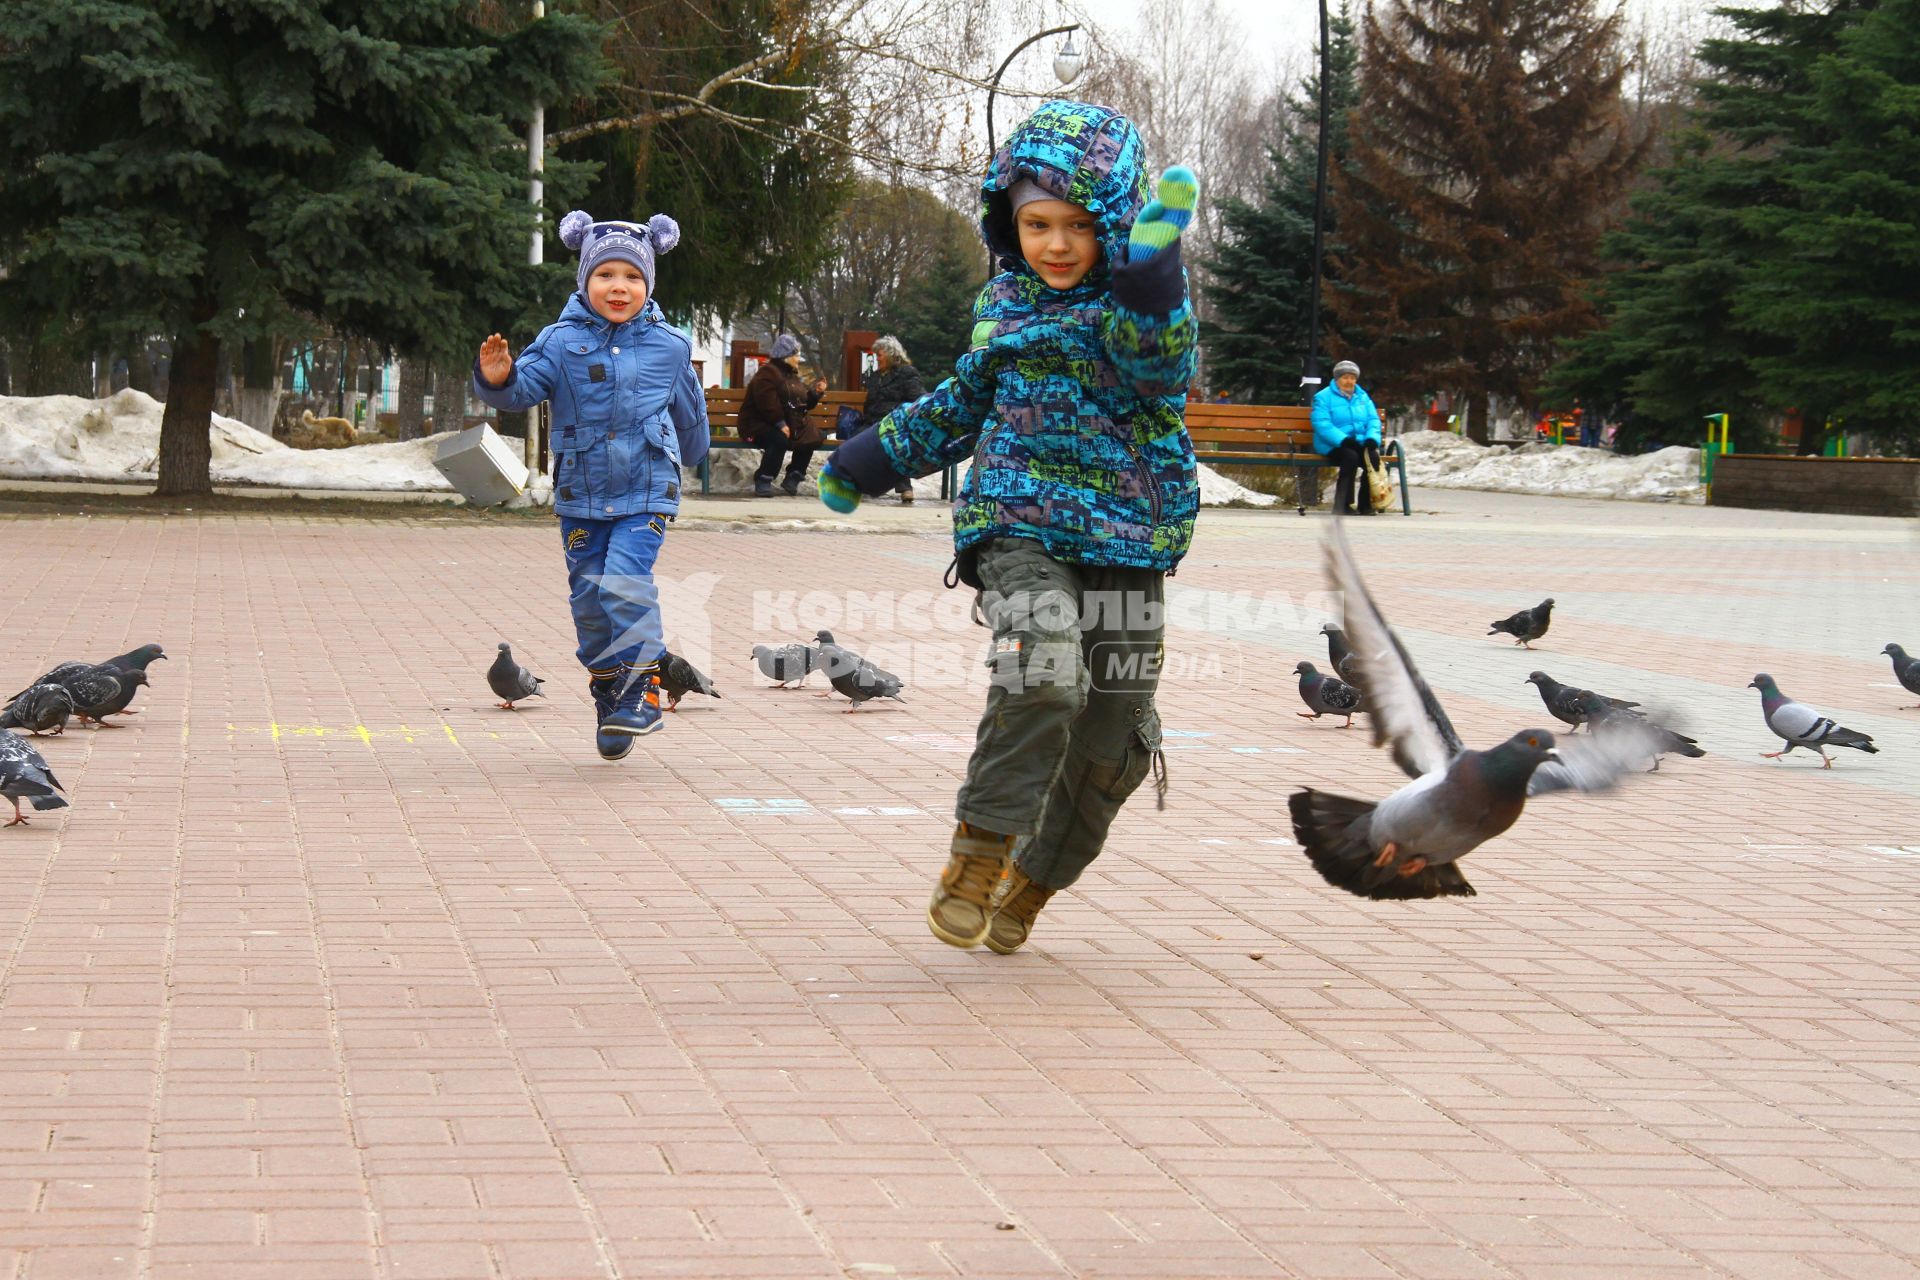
[769,334,801,360]
[1332,359,1360,378]
[558,210,681,296]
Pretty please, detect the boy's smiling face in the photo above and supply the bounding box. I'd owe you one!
[586,259,647,322]
[1016,198,1101,291]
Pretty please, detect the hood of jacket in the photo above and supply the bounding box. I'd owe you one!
[979,99,1151,280]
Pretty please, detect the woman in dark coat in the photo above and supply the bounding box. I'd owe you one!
[739,333,826,497]
[856,335,926,503]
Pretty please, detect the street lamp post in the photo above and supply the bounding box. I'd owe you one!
[985,25,1084,159]
[1302,0,1332,404]
[526,0,546,480]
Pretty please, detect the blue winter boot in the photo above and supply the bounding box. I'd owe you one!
[597,662,663,757]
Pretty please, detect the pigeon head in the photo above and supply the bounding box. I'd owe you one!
[1320,623,1342,636]
[128,670,150,688]
[1748,673,1778,694]
[752,645,770,657]
[128,644,167,666]
[1539,598,1555,609]
[1885,643,1907,658]
[815,630,836,644]
[1483,729,1560,786]
[1294,661,1317,677]
[498,642,512,653]
[1525,671,1551,686]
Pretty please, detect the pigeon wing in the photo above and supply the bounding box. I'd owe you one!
[1527,718,1665,795]
[1325,519,1463,779]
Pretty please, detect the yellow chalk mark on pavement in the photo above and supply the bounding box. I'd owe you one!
[443,724,459,745]
[355,725,373,747]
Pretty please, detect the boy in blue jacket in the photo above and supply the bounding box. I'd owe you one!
[818,101,1201,953]
[474,210,710,760]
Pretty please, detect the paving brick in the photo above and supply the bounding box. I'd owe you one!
[0,490,1916,1277]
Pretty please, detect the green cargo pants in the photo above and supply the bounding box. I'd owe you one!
[952,539,1167,891]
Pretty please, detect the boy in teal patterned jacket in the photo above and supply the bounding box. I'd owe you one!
[819,100,1201,953]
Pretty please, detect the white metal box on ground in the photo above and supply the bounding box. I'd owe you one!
[432,424,529,506]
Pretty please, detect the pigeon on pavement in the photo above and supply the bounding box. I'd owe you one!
[65,668,148,726]
[814,630,906,712]
[752,642,816,688]
[7,643,166,705]
[1526,671,1638,731]
[1320,623,1359,681]
[1579,696,1704,770]
[658,651,721,711]
[1488,599,1554,648]
[1,729,67,827]
[1749,673,1877,768]
[1295,661,1363,728]
[486,643,545,709]
[1882,643,1920,708]
[0,684,75,736]
[1289,523,1659,900]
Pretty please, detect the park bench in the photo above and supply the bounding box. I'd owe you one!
[697,387,1410,514]
[696,386,961,497]
[1184,402,1411,516]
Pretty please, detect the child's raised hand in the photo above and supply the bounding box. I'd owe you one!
[477,333,514,387]
[1128,166,1201,262]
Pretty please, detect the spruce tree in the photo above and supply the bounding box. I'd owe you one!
[1332,0,1643,441]
[0,1,601,495]
[1203,4,1359,405]
[1546,1,1874,452]
[880,219,988,387]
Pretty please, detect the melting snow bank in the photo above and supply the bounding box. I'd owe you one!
[0,389,456,493]
[1394,431,1703,503]
[2,389,1285,508]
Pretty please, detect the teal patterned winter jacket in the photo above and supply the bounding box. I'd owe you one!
[828,101,1199,586]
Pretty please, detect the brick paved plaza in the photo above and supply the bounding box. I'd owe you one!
[2,488,1917,1280]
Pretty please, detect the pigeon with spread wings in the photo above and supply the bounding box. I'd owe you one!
[1288,521,1660,900]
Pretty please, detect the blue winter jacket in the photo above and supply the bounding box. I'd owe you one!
[472,294,709,520]
[829,100,1200,587]
[1311,383,1382,456]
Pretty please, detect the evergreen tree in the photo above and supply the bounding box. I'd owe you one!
[1331,0,1644,441]
[1203,4,1359,405]
[560,0,854,323]
[880,217,988,387]
[1546,1,1874,452]
[0,1,601,495]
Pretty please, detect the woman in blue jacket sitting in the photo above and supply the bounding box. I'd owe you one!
[1311,359,1382,515]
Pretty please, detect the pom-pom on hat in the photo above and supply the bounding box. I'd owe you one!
[559,210,681,299]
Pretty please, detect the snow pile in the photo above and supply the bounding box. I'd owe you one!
[1395,431,1703,503]
[0,389,456,492]
[1197,463,1277,506]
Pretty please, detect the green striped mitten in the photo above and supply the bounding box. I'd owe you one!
[1127,167,1200,262]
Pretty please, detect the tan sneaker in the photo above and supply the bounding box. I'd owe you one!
[927,823,1013,948]
[985,865,1055,955]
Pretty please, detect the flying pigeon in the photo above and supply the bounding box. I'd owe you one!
[658,650,721,711]
[1580,697,1704,771]
[7,643,166,705]
[66,668,148,726]
[1882,643,1920,708]
[1320,623,1359,681]
[752,642,816,688]
[0,683,75,736]
[1525,671,1638,731]
[1295,660,1363,728]
[1749,673,1877,768]
[1288,522,1660,900]
[814,630,906,712]
[1488,599,1554,648]
[1,728,67,827]
[486,643,545,709]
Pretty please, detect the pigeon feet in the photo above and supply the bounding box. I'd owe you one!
[1396,856,1429,878]
[498,701,516,709]
[1759,750,1786,759]
[1296,712,1317,720]
[1371,841,1399,869]
[4,801,24,828]
[1339,718,1355,729]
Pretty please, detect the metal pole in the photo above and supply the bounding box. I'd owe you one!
[1302,0,1331,398]
[984,24,1080,272]
[525,0,546,482]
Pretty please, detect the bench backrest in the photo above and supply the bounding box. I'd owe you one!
[698,388,1374,454]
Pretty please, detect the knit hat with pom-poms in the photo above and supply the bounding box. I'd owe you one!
[558,210,682,298]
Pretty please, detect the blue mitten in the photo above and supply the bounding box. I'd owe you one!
[818,463,861,514]
[1128,166,1200,262]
